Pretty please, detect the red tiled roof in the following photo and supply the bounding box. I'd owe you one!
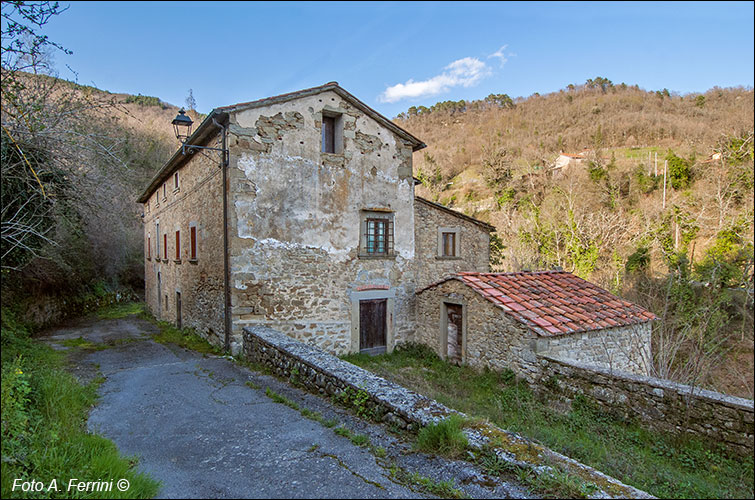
[419,271,657,337]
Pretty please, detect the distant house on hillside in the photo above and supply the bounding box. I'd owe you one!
[416,271,655,376]
[551,148,591,176]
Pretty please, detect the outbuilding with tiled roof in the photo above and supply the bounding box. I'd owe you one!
[415,271,654,377]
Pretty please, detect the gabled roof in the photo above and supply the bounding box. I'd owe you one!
[415,197,495,232]
[418,271,656,337]
[138,82,426,203]
[217,81,426,152]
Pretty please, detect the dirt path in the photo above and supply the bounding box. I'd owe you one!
[43,315,528,499]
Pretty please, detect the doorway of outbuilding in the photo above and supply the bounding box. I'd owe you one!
[359,299,387,355]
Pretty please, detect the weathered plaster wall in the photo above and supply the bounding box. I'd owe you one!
[413,199,490,289]
[534,355,754,455]
[226,91,417,354]
[142,145,225,345]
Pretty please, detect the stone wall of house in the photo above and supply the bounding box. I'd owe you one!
[225,90,418,355]
[415,279,541,377]
[142,142,226,346]
[416,279,653,379]
[413,198,491,289]
[533,355,755,455]
[535,324,652,375]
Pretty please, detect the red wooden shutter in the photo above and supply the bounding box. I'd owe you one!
[190,226,197,260]
[163,234,167,259]
[175,230,180,260]
[148,235,151,259]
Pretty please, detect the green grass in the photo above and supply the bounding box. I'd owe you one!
[1,309,160,499]
[387,464,468,499]
[151,321,222,355]
[96,302,145,320]
[342,343,754,500]
[416,414,468,458]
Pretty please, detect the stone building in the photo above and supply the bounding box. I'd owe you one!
[138,82,492,355]
[416,271,655,376]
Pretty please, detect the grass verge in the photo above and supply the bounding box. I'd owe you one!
[1,309,160,499]
[342,343,754,499]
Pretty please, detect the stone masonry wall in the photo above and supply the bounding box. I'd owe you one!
[536,323,652,376]
[242,325,652,499]
[226,90,418,355]
[415,279,540,377]
[142,141,226,346]
[414,198,490,290]
[533,355,755,455]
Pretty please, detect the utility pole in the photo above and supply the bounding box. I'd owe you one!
[662,159,667,209]
[654,152,658,176]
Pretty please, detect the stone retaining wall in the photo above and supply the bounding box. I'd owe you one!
[243,325,652,499]
[534,355,754,455]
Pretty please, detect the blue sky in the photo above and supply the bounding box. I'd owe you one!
[34,1,755,117]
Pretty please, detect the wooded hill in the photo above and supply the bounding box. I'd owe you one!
[3,71,752,397]
[400,80,753,287]
[398,80,754,398]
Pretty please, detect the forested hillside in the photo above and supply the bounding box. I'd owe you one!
[398,79,754,397]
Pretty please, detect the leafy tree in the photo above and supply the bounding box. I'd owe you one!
[695,95,706,108]
[665,150,693,190]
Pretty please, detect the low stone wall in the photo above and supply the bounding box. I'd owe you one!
[534,355,754,455]
[243,325,652,499]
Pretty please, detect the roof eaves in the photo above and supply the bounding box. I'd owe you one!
[219,82,426,152]
[137,109,228,203]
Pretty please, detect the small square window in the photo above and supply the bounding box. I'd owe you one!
[437,227,460,258]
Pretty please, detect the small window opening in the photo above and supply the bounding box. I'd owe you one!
[442,232,456,257]
[322,116,335,153]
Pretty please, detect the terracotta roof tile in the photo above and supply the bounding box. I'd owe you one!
[448,271,657,337]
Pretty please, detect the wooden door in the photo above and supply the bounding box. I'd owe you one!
[360,299,387,355]
[446,303,463,363]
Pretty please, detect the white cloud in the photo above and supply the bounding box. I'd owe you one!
[488,45,510,68]
[379,56,492,103]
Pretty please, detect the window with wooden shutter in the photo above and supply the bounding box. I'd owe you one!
[175,230,180,261]
[163,233,167,261]
[365,218,393,255]
[437,227,460,258]
[322,115,335,153]
[442,232,456,257]
[359,210,394,258]
[174,171,180,191]
[147,235,151,260]
[190,225,197,260]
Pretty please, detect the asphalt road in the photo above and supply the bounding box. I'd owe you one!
[44,315,528,499]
